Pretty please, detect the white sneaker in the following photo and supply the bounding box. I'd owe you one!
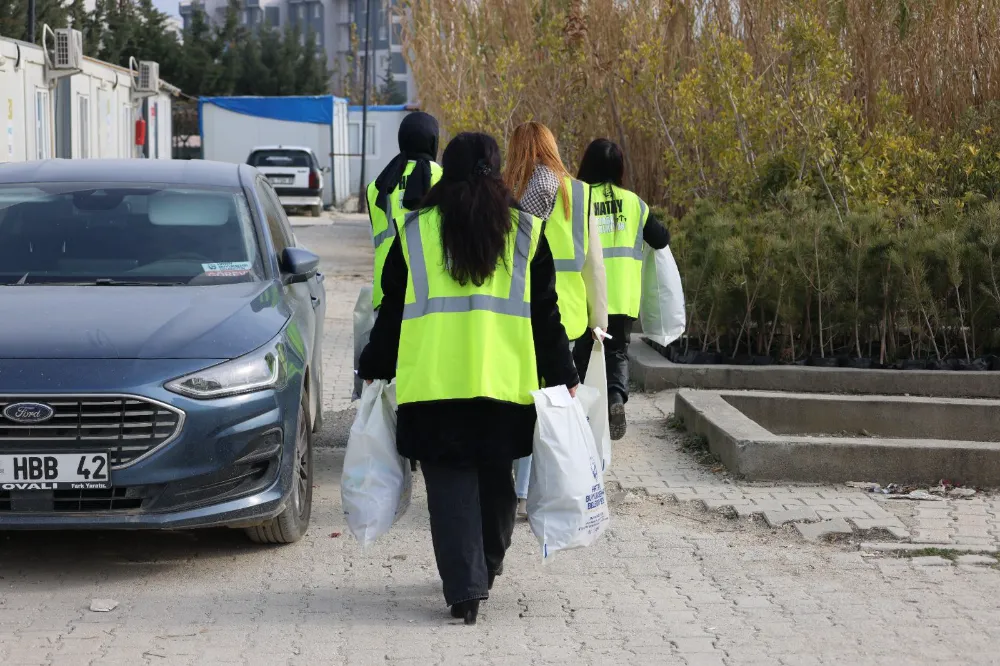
[517,498,527,518]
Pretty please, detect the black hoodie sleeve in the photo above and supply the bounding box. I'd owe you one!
[530,236,580,389]
[357,237,405,381]
[643,211,671,250]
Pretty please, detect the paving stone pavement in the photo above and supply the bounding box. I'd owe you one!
[3,215,1000,664]
[605,393,912,542]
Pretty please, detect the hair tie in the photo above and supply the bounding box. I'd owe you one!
[474,159,492,177]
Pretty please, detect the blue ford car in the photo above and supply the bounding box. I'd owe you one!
[0,160,326,544]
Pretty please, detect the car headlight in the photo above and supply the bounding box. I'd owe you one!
[165,339,287,399]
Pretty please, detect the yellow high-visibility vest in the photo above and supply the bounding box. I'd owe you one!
[396,206,543,406]
[590,183,648,318]
[366,161,443,308]
[544,177,589,340]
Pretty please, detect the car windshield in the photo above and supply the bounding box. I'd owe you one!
[249,150,312,168]
[0,183,264,286]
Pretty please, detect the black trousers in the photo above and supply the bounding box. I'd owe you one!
[421,460,517,606]
[572,315,633,403]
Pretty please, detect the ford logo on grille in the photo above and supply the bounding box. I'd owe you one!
[3,402,55,424]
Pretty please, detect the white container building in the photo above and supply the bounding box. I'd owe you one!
[346,104,416,196]
[0,30,178,164]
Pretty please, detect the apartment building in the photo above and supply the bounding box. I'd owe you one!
[178,0,412,102]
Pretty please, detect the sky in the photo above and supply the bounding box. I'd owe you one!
[154,0,180,18]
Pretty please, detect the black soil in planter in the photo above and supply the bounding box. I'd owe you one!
[652,338,1000,372]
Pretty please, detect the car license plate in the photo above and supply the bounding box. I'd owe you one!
[0,453,110,490]
[269,176,294,185]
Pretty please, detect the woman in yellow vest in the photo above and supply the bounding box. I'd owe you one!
[503,121,607,517]
[574,139,670,440]
[358,132,579,625]
[366,111,443,310]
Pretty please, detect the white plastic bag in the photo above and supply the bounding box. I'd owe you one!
[341,379,412,548]
[527,386,610,560]
[352,285,376,400]
[580,340,611,472]
[639,244,686,347]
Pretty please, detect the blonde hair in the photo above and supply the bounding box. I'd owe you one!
[503,121,571,212]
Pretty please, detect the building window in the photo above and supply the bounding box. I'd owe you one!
[78,95,90,158]
[34,89,50,160]
[264,6,279,26]
[390,21,401,46]
[298,5,305,19]
[390,53,407,75]
[348,122,376,157]
[313,4,320,19]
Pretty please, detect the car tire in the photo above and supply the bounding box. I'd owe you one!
[245,396,313,545]
[310,204,322,218]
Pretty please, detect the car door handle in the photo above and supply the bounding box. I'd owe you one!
[315,272,325,283]
[311,295,322,309]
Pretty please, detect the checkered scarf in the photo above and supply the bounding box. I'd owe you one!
[518,165,561,220]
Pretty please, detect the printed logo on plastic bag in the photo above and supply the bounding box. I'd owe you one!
[527,386,610,561]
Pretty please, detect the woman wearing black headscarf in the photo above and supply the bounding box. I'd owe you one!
[366,112,442,311]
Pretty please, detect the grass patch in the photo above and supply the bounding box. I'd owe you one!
[898,548,960,561]
[680,432,721,466]
[666,413,685,431]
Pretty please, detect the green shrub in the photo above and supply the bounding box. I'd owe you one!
[672,197,1000,363]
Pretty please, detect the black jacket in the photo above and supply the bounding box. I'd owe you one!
[357,228,579,466]
[644,214,670,250]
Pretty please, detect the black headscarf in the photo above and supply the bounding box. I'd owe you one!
[373,111,439,216]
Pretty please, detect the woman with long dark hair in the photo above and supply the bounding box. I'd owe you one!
[574,138,670,440]
[358,132,579,625]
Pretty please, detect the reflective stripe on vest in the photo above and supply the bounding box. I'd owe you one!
[602,199,647,260]
[593,185,648,317]
[550,179,587,272]
[396,207,541,406]
[545,177,589,339]
[368,161,442,308]
[401,209,534,320]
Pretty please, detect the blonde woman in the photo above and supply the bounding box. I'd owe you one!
[504,121,607,515]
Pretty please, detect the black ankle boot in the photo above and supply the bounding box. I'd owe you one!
[450,600,480,625]
[609,394,627,441]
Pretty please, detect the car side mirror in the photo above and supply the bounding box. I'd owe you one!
[322,166,331,174]
[279,247,319,285]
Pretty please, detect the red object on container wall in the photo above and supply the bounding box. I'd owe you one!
[135,118,147,146]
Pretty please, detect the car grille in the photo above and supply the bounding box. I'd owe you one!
[53,487,144,512]
[0,487,146,512]
[0,396,184,468]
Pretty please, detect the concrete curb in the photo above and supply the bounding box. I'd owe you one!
[674,389,1000,486]
[630,337,1000,398]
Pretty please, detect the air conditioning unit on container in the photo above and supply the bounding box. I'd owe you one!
[53,29,83,70]
[136,61,160,93]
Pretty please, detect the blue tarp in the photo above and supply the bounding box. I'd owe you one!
[198,95,346,137]
[347,104,410,112]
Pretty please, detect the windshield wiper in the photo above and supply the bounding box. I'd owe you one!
[1,277,187,286]
[92,279,188,286]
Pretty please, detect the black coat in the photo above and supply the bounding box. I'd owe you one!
[357,227,579,466]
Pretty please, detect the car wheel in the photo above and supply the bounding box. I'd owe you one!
[310,204,322,217]
[245,397,313,544]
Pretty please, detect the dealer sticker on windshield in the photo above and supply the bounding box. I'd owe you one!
[202,262,252,277]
